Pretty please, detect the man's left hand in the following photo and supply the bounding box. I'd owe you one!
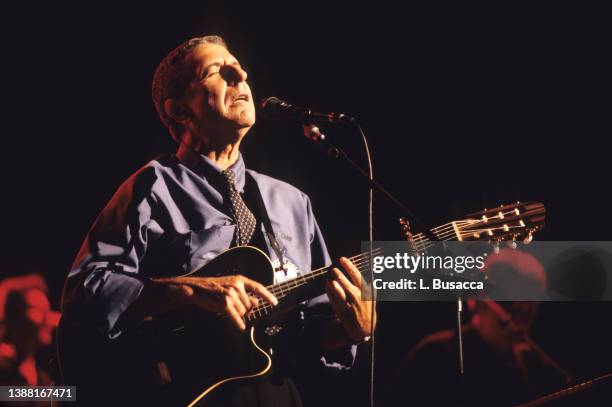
[326,257,377,343]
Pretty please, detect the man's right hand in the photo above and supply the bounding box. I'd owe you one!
[124,275,278,331]
[157,275,278,330]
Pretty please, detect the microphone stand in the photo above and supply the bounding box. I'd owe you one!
[302,123,438,242]
[303,123,468,407]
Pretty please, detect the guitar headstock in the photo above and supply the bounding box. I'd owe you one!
[459,201,545,243]
[399,201,546,245]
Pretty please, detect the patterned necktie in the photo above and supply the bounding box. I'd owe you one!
[222,169,257,246]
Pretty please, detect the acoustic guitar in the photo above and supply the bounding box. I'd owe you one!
[58,201,545,406]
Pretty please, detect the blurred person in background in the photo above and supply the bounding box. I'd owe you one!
[0,273,60,386]
[386,248,571,406]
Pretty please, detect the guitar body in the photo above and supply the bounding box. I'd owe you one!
[59,246,278,407]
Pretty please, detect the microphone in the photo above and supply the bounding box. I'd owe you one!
[258,97,356,124]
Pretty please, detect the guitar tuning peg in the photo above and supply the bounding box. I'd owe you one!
[523,232,533,244]
[507,240,517,249]
[399,217,414,242]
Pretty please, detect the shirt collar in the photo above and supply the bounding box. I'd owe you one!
[176,143,246,192]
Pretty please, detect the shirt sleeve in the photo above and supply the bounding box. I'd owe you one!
[61,168,162,338]
[300,194,358,371]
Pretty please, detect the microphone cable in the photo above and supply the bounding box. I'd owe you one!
[356,123,376,407]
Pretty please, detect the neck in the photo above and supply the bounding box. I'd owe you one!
[181,128,248,170]
[201,140,242,170]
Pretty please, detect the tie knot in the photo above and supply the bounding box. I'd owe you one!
[220,168,256,246]
[222,169,236,187]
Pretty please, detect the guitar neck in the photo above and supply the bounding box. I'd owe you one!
[406,223,461,251]
[246,248,382,323]
[247,202,545,323]
[246,221,462,323]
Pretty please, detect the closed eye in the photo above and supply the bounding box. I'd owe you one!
[200,62,222,81]
[200,61,244,81]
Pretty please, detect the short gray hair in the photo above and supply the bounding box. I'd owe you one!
[151,35,227,141]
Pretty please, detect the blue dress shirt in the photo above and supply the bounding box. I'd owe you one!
[62,143,355,370]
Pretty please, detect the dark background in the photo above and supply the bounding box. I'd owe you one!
[2,1,611,404]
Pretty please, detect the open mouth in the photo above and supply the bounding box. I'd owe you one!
[232,94,249,103]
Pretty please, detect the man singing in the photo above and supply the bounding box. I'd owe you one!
[61,35,374,406]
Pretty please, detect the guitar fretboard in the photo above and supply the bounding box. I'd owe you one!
[246,248,382,322]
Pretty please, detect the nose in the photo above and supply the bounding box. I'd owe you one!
[220,64,248,86]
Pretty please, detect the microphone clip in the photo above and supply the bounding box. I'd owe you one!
[302,123,340,159]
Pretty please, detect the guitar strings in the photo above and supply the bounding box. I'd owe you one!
[248,207,527,318]
[426,208,523,237]
[269,249,383,295]
[415,217,525,244]
[247,249,382,319]
[248,259,375,319]
[410,224,529,253]
[259,250,381,300]
[404,209,531,254]
[412,208,525,243]
[249,226,524,319]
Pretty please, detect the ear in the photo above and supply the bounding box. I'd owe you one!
[164,98,191,124]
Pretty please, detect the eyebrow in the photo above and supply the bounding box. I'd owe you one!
[199,60,242,80]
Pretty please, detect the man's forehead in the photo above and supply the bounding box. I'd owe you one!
[189,43,237,65]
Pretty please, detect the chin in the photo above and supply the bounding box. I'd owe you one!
[217,108,255,134]
[235,111,256,128]
[240,105,256,121]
